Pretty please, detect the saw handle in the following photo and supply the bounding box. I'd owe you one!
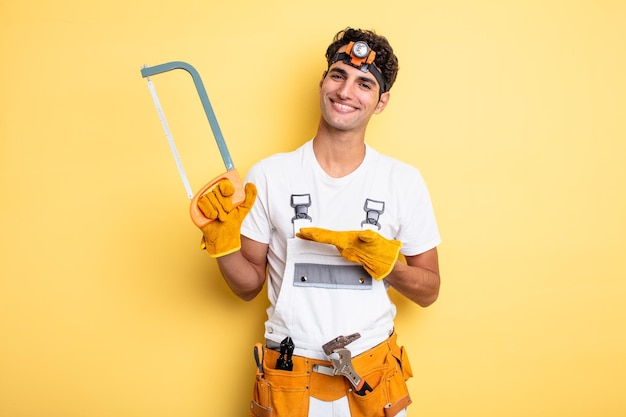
[190,169,245,228]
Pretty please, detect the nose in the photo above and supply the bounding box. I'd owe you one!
[336,79,353,99]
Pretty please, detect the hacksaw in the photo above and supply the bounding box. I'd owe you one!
[140,61,244,228]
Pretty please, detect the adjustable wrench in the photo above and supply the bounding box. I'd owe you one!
[322,333,362,355]
[315,333,373,396]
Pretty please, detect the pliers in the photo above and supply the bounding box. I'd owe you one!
[275,337,294,371]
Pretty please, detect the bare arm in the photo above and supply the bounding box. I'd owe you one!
[216,236,269,301]
[384,247,440,307]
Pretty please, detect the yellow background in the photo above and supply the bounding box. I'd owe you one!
[1,1,625,416]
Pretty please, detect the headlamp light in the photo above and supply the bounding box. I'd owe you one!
[351,41,373,60]
[329,41,388,93]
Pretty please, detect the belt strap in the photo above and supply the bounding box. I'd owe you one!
[312,363,335,376]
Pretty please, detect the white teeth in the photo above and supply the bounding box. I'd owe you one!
[334,102,355,111]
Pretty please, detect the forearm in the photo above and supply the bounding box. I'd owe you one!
[384,248,440,307]
[216,236,268,301]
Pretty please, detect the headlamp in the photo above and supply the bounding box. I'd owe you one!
[348,41,375,63]
[329,41,388,93]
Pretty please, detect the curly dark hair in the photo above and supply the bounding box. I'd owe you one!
[325,27,399,92]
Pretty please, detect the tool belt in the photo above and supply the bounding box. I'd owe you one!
[250,333,412,417]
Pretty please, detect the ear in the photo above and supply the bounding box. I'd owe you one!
[374,91,390,114]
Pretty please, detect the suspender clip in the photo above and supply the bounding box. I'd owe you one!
[361,199,385,230]
[291,194,312,223]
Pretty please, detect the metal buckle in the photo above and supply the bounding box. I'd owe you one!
[361,198,385,230]
[291,194,312,223]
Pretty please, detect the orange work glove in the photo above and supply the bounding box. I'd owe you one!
[296,228,402,280]
[196,179,257,257]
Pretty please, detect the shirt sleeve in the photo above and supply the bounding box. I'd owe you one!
[240,161,272,244]
[395,164,441,256]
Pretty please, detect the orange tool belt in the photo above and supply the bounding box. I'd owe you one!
[250,333,413,417]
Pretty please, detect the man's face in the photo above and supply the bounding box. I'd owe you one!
[319,46,390,133]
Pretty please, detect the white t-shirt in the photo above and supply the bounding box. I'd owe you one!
[241,139,441,308]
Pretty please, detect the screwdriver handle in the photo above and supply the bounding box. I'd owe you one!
[253,343,264,377]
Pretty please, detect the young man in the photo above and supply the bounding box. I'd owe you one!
[197,27,441,417]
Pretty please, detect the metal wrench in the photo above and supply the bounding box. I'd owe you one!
[315,333,373,396]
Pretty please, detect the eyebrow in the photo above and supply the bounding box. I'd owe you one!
[328,67,378,86]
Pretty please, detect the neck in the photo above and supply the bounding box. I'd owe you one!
[312,129,366,178]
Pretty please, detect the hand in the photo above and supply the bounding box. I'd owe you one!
[296,228,402,280]
[196,179,257,257]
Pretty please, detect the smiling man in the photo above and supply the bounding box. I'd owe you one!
[196,27,441,417]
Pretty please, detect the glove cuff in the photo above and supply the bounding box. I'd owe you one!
[200,236,241,258]
[371,243,401,281]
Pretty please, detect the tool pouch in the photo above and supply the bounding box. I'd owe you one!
[250,347,310,417]
[347,334,413,417]
[249,334,413,417]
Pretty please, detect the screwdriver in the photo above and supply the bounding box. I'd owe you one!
[253,343,264,377]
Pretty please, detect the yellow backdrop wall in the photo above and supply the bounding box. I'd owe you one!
[1,1,625,416]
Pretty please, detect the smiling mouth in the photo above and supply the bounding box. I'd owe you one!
[331,100,357,112]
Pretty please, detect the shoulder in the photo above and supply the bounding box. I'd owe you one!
[245,140,312,183]
[367,144,425,180]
